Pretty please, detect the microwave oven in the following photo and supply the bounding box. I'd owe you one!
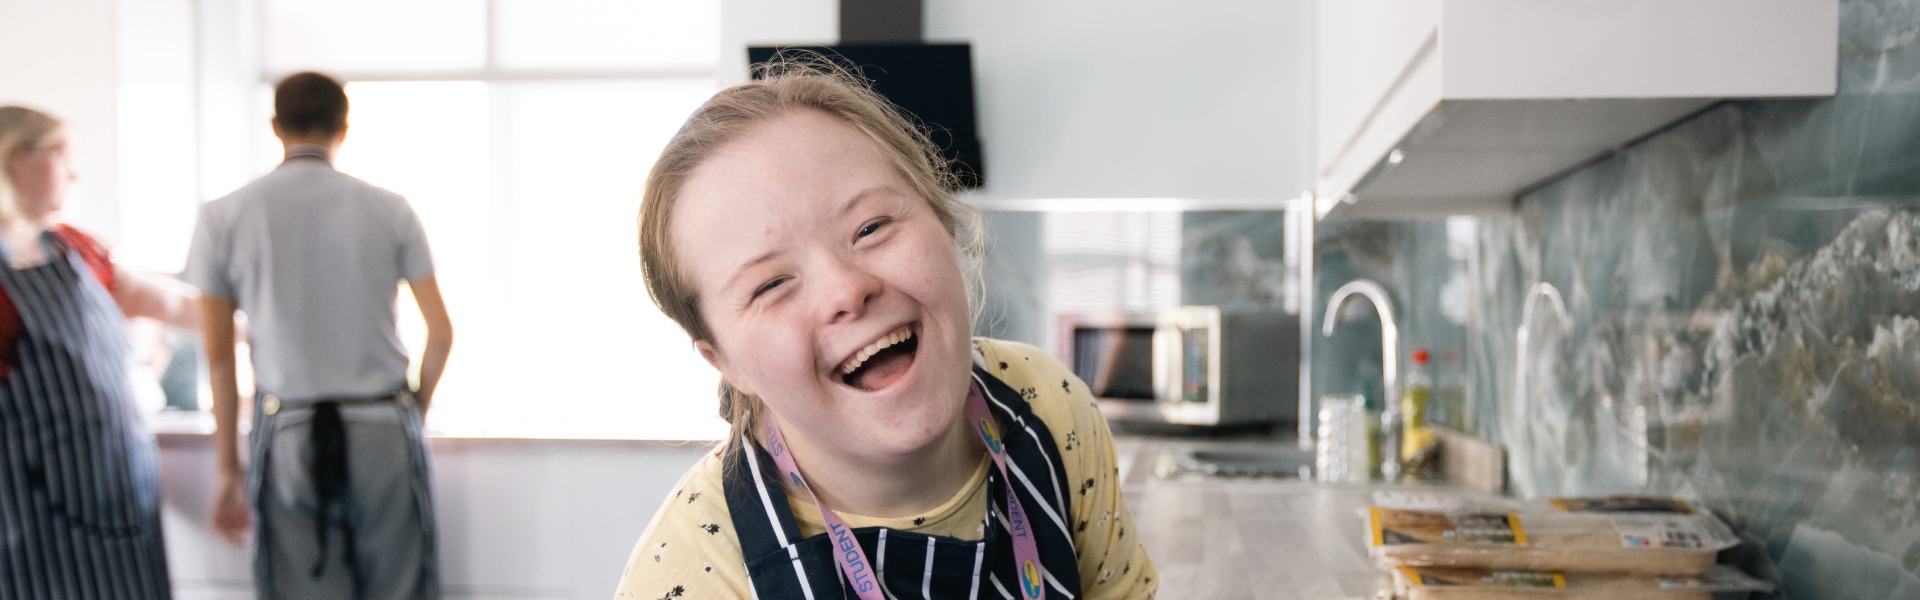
[1057,306,1298,426]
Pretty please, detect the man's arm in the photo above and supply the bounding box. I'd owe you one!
[408,276,453,417]
[199,295,250,545]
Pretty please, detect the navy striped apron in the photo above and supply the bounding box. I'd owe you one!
[0,232,171,600]
[724,366,1083,600]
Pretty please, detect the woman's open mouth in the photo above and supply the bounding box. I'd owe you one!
[838,324,919,391]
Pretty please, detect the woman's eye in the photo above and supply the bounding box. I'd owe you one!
[856,218,890,239]
[752,278,785,298]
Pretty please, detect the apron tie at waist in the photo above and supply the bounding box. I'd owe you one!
[292,391,406,581]
[266,390,413,415]
[309,401,356,580]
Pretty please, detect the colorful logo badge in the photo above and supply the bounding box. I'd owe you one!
[978,418,1003,454]
[1020,561,1043,598]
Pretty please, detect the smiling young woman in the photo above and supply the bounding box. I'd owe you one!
[618,59,1157,600]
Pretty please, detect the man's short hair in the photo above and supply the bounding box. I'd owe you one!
[273,72,348,138]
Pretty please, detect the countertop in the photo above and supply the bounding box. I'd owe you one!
[1112,428,1440,600]
[1128,477,1398,600]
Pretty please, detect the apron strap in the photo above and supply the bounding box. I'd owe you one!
[968,365,1084,597]
[719,364,1087,599]
[723,434,817,594]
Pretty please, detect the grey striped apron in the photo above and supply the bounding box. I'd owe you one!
[723,366,1084,599]
[248,390,438,599]
[0,232,172,600]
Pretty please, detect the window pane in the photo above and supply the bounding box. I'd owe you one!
[330,81,497,430]
[302,79,722,437]
[1045,212,1183,314]
[265,0,486,74]
[501,79,719,425]
[496,0,720,71]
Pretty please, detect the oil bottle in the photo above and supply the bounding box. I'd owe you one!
[1400,348,1433,460]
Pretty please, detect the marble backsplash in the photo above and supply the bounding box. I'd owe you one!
[1310,1,1920,596]
[973,209,1298,357]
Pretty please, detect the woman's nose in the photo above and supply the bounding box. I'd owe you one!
[820,257,883,325]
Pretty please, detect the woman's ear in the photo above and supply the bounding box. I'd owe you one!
[695,339,757,397]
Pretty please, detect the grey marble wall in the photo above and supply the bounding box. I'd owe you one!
[974,209,1295,354]
[1311,1,1920,597]
[1180,211,1294,313]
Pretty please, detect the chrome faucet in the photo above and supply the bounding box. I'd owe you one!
[1322,279,1401,481]
[1513,281,1573,467]
[1515,281,1572,411]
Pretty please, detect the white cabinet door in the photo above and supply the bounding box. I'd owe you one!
[1315,0,1837,218]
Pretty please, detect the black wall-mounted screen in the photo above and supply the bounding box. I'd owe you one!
[748,44,984,189]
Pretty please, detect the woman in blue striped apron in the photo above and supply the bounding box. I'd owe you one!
[0,106,204,599]
[617,58,1157,599]
[721,362,1085,599]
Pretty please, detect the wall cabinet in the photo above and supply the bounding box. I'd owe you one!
[1316,0,1837,219]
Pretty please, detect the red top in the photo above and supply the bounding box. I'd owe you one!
[0,225,116,378]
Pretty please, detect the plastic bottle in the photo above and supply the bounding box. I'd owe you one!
[1436,349,1468,432]
[1359,379,1384,479]
[1400,348,1433,460]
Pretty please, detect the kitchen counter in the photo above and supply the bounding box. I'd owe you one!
[157,412,1432,599]
[1128,477,1398,600]
[158,425,717,599]
[145,408,729,442]
[1113,429,1439,600]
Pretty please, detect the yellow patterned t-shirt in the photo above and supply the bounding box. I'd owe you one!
[615,338,1157,599]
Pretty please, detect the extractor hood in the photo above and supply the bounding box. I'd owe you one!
[1316,0,1837,219]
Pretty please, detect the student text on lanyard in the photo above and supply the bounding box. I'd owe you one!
[762,380,1046,600]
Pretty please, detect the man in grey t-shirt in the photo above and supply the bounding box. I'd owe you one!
[185,71,453,600]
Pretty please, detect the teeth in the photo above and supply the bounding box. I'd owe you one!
[841,327,914,375]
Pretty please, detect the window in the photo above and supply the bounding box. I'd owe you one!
[116,0,199,273]
[1044,211,1182,315]
[263,0,488,74]
[247,0,727,437]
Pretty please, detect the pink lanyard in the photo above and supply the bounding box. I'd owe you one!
[762,380,1046,600]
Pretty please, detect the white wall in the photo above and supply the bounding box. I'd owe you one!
[0,0,122,243]
[926,0,1314,203]
[720,0,839,83]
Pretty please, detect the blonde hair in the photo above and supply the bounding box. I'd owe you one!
[0,106,64,222]
[637,54,983,458]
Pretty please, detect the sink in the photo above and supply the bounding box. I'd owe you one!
[1153,445,1315,481]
